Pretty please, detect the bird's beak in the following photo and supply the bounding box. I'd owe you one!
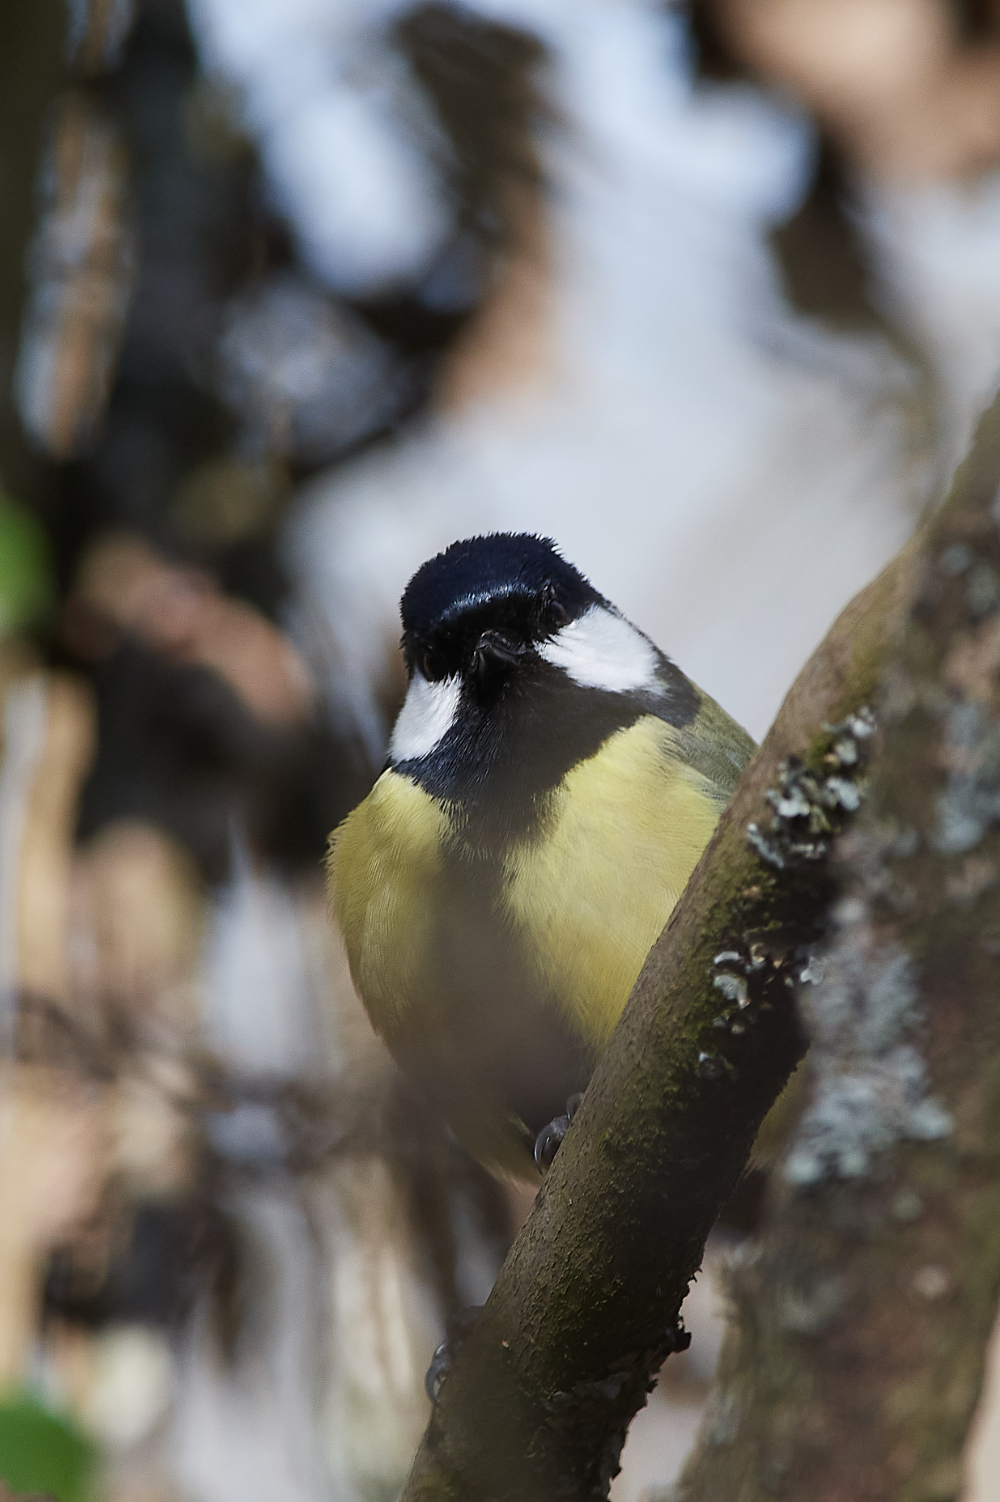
[473,630,524,685]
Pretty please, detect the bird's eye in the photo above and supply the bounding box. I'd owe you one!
[539,586,569,630]
[421,648,444,681]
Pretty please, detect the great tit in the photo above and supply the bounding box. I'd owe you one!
[330,534,754,1182]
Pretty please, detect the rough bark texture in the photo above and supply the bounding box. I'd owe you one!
[677,394,1000,1502]
[398,479,924,1497]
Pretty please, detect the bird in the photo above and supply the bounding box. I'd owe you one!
[329,534,755,1183]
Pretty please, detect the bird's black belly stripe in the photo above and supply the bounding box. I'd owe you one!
[403,840,593,1149]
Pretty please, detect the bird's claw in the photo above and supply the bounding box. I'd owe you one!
[533,1092,585,1173]
[425,1342,451,1404]
[424,1305,482,1404]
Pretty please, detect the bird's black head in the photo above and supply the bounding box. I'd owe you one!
[400,533,603,687]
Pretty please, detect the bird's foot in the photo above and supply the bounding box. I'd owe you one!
[425,1305,482,1404]
[533,1092,585,1174]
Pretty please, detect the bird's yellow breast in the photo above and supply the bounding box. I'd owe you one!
[330,767,450,1035]
[499,714,721,1048]
[331,714,722,1058]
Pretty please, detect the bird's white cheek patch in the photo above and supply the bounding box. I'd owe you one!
[539,607,660,693]
[389,672,462,761]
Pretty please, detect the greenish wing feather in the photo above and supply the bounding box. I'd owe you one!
[670,689,756,807]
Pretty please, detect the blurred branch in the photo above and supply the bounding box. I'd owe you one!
[678,392,1000,1499]
[15,88,132,461]
[397,414,963,1499]
[0,0,65,498]
[694,0,1000,183]
[0,1063,106,1386]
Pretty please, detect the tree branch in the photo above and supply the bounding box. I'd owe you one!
[398,414,947,1498]
[677,390,1000,1500]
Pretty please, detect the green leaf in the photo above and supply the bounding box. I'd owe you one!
[0,1393,96,1502]
[0,497,53,638]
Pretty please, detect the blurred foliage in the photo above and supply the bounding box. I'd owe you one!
[0,1393,96,1502]
[0,496,53,638]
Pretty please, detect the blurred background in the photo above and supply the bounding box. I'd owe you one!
[2,1,1000,1499]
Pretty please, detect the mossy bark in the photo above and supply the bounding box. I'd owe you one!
[677,394,1000,1501]
[397,432,950,1497]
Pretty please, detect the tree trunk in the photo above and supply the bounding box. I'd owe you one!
[677,394,1000,1502]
